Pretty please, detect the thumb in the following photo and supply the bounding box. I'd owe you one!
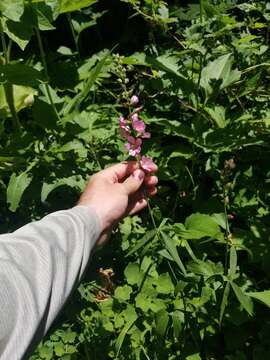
[123,169,145,195]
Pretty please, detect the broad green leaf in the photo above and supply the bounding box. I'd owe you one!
[205,106,226,128]
[0,64,43,87]
[187,260,224,278]
[147,54,194,93]
[155,309,169,337]
[7,172,32,211]
[184,213,221,239]
[2,8,34,50]
[186,354,202,360]
[161,231,187,276]
[0,0,24,21]
[231,282,253,316]
[114,285,132,302]
[200,53,241,95]
[156,273,174,294]
[59,0,97,13]
[41,176,85,202]
[0,84,37,115]
[124,263,143,286]
[247,290,270,309]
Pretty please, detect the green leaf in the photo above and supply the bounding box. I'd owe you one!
[115,312,137,358]
[0,64,43,87]
[59,0,97,14]
[7,172,32,211]
[156,273,174,294]
[161,231,187,276]
[219,281,230,325]
[187,260,224,278]
[41,176,85,202]
[247,290,270,309]
[205,106,226,128]
[155,309,169,337]
[124,263,143,286]
[126,229,156,256]
[114,285,132,302]
[184,213,221,239]
[172,310,184,339]
[0,0,24,21]
[231,282,253,316]
[200,53,241,95]
[2,7,34,50]
[64,49,112,114]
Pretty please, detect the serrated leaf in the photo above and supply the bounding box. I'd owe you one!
[7,172,32,211]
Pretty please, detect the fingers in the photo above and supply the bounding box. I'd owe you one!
[144,175,158,187]
[129,198,148,215]
[99,161,139,182]
[123,169,145,195]
[99,161,158,183]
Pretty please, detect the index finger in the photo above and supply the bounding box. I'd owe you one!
[100,161,158,182]
[100,161,139,182]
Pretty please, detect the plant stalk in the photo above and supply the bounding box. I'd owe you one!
[35,26,60,121]
[0,18,21,132]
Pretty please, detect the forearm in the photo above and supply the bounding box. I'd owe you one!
[0,205,100,360]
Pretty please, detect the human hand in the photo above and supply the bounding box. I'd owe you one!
[78,161,158,245]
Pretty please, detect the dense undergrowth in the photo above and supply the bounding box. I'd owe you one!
[1,0,270,359]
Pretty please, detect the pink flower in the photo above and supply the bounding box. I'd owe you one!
[119,116,130,132]
[125,138,142,156]
[140,156,156,172]
[131,113,146,133]
[142,132,151,139]
[131,95,139,105]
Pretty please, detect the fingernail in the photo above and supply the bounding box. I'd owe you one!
[132,169,144,181]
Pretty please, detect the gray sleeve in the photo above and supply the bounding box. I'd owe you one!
[0,205,101,360]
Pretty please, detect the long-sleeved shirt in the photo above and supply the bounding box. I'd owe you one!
[0,205,101,360]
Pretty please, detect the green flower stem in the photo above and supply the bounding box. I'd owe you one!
[66,13,80,59]
[223,188,231,275]
[0,18,21,132]
[35,26,60,121]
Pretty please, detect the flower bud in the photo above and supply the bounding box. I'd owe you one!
[130,95,139,105]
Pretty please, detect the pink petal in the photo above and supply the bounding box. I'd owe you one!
[140,156,156,172]
[142,132,151,139]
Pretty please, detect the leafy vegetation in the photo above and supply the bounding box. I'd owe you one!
[1,0,270,359]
